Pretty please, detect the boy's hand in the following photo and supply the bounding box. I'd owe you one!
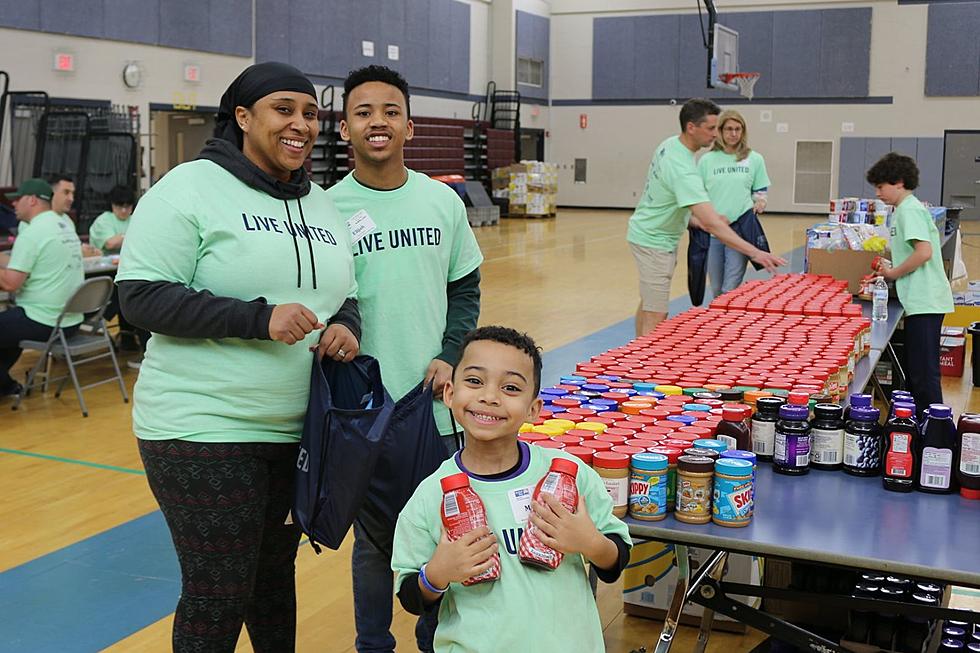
[425,526,498,589]
[529,494,603,558]
[424,359,453,398]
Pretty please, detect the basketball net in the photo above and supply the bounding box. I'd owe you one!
[720,72,761,100]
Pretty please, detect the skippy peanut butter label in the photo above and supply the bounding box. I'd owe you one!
[712,477,753,522]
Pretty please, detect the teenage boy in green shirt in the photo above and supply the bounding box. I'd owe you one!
[88,185,135,253]
[391,326,631,652]
[326,65,483,653]
[868,152,954,412]
[0,178,83,396]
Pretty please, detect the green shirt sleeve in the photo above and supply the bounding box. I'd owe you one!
[752,153,771,191]
[392,485,439,594]
[672,159,711,209]
[116,192,200,285]
[88,213,113,250]
[447,199,484,282]
[8,227,42,274]
[899,204,933,244]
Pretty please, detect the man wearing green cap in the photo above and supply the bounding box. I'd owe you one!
[0,178,84,396]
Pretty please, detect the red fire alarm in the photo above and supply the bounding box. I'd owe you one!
[579,113,588,129]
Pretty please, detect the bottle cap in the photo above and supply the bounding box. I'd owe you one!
[894,406,913,419]
[564,446,594,466]
[722,407,744,422]
[928,404,952,419]
[756,396,786,413]
[677,454,715,473]
[715,458,753,475]
[778,404,809,421]
[788,391,809,406]
[693,438,728,453]
[961,487,980,500]
[440,472,471,492]
[850,406,881,422]
[593,451,630,469]
[849,394,872,408]
[813,403,844,420]
[632,452,669,471]
[550,457,580,477]
[721,450,757,465]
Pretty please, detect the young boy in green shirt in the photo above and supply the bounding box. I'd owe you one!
[88,185,135,253]
[868,152,954,412]
[391,326,631,652]
[326,65,483,653]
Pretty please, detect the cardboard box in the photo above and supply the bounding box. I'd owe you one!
[944,305,980,330]
[621,540,760,632]
[806,248,880,295]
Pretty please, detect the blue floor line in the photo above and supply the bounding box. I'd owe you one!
[0,243,806,652]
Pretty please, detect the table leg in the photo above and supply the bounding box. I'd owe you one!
[693,551,729,653]
[885,341,907,389]
[653,544,690,653]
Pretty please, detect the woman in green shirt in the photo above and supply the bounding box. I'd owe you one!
[697,110,771,297]
[117,62,360,652]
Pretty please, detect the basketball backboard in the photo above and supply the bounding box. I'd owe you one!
[710,22,739,91]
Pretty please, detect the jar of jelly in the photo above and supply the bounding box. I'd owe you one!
[774,404,811,475]
[810,403,844,471]
[844,406,882,476]
[751,396,784,462]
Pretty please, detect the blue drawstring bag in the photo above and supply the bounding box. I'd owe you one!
[355,382,455,558]
[293,354,395,552]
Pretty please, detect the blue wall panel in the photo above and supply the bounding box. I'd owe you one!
[427,0,453,91]
[255,0,288,70]
[287,0,326,77]
[925,2,980,97]
[0,0,40,30]
[771,11,821,98]
[676,13,713,100]
[516,10,549,100]
[633,15,680,99]
[159,0,209,52]
[819,8,871,97]
[592,17,634,99]
[352,0,382,70]
[838,137,866,198]
[380,0,406,75]
[722,11,774,99]
[449,0,471,93]
[104,0,159,45]
[208,0,252,58]
[403,0,431,89]
[42,0,103,38]
[915,138,944,205]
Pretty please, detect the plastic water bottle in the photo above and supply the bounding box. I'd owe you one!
[872,277,888,322]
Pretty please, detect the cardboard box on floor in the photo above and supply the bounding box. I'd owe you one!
[806,248,881,295]
[621,541,760,633]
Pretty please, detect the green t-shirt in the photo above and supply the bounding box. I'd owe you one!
[392,445,632,652]
[889,194,953,316]
[8,211,83,327]
[88,210,130,252]
[326,169,483,436]
[116,160,357,442]
[627,135,710,252]
[698,150,770,223]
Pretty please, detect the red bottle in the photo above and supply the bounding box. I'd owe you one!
[519,458,579,570]
[883,406,917,492]
[440,473,500,585]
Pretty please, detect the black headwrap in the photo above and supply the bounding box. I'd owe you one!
[213,61,317,149]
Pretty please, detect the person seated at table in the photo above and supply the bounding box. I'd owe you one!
[88,185,135,254]
[0,178,83,397]
[868,153,954,415]
[391,326,632,653]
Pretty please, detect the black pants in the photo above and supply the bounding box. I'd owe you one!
[0,307,76,393]
[903,313,945,413]
[138,439,302,653]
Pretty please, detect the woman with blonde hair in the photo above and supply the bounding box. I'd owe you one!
[694,109,772,298]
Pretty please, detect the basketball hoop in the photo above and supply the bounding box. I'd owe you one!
[720,72,761,100]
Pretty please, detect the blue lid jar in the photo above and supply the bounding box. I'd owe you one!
[929,403,952,419]
[667,414,697,425]
[715,457,753,476]
[694,439,728,453]
[849,394,872,408]
[779,404,809,421]
[850,406,880,422]
[595,375,620,381]
[540,387,565,397]
[721,449,757,465]
[683,403,711,412]
[582,383,610,393]
[584,403,612,413]
[561,375,586,383]
[633,382,656,392]
[635,390,665,400]
[632,452,668,471]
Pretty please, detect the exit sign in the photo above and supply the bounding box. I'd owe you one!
[53,52,75,72]
[183,64,200,83]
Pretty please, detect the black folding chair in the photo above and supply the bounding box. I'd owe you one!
[13,276,129,417]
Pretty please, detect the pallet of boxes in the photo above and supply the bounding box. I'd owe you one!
[491,161,558,218]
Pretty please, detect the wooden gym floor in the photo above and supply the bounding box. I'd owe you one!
[2,209,978,652]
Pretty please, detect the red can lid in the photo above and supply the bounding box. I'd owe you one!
[584,440,615,451]
[557,434,585,446]
[564,446,595,466]
[960,487,980,500]
[518,432,550,443]
[640,408,671,419]
[678,426,712,438]
[722,406,744,421]
[534,440,565,450]
[604,427,636,438]
[612,445,645,457]
[648,446,683,462]
[611,421,641,432]
[639,426,672,437]
[788,391,810,406]
[593,451,630,469]
[626,414,657,425]
[440,472,471,492]
[597,433,629,446]
[551,398,581,409]
[626,438,655,449]
[550,457,580,477]
[598,411,627,421]
[538,409,554,420]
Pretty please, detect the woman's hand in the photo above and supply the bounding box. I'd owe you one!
[269,303,322,345]
[316,323,359,362]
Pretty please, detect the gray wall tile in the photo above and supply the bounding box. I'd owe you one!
[0,0,41,30]
[926,2,980,96]
[104,0,159,45]
[208,0,252,58]
[159,0,209,52]
[819,8,871,97]
[41,0,103,37]
[592,17,634,99]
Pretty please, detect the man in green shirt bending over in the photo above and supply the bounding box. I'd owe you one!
[326,65,483,653]
[0,178,83,396]
[627,98,785,336]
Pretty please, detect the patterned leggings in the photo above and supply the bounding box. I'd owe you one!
[138,439,302,653]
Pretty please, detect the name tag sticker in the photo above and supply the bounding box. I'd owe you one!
[347,209,377,243]
[508,486,533,524]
